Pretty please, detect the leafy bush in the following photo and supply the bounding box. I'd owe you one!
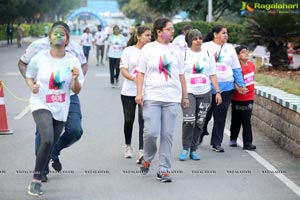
[174,21,246,44]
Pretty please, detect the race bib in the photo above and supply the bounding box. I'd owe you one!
[113,45,122,51]
[189,74,208,87]
[217,65,227,73]
[244,72,254,86]
[46,92,66,103]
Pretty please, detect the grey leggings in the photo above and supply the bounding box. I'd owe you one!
[32,109,64,180]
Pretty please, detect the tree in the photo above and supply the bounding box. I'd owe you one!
[121,0,160,23]
[0,0,84,24]
[142,0,245,20]
[244,12,300,69]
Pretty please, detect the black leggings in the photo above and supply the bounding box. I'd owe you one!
[121,95,144,149]
[32,109,64,180]
[109,57,120,84]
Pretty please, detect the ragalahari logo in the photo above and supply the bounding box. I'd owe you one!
[241,2,299,15]
[241,2,255,15]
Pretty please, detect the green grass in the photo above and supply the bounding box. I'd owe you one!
[255,73,300,96]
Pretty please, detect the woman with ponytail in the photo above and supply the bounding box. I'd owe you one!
[120,26,152,163]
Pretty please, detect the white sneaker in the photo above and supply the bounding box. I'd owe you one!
[124,146,133,158]
[136,149,144,164]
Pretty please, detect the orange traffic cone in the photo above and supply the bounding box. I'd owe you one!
[0,81,13,135]
[288,43,294,65]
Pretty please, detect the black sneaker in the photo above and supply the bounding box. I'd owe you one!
[156,171,172,183]
[212,145,225,152]
[28,182,43,197]
[243,143,256,150]
[229,140,237,147]
[41,174,48,182]
[140,161,150,175]
[51,159,62,172]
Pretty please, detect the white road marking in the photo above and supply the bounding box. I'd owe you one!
[224,129,300,197]
[14,106,30,120]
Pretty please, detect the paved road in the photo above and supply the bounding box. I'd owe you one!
[0,37,300,200]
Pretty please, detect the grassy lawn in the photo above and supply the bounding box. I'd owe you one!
[255,71,300,96]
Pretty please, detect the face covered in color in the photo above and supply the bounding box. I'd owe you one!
[50,27,69,47]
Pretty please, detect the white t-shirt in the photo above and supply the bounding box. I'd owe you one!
[120,46,141,96]
[26,50,84,122]
[81,33,93,46]
[172,34,188,53]
[20,37,86,96]
[94,31,107,45]
[137,41,184,103]
[107,34,127,58]
[184,49,217,95]
[202,41,240,82]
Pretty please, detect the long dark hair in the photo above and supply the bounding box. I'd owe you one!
[153,17,171,40]
[203,25,225,42]
[127,26,151,46]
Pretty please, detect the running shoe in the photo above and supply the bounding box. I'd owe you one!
[124,146,133,158]
[178,149,189,161]
[156,171,172,183]
[51,159,62,172]
[212,145,225,152]
[28,182,43,197]
[136,149,144,164]
[229,140,237,147]
[190,151,201,160]
[140,161,150,175]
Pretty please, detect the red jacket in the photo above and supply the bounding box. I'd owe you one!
[232,61,255,101]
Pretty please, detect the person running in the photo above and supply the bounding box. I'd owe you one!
[106,25,127,87]
[120,26,152,163]
[201,25,247,152]
[25,24,84,197]
[229,45,256,150]
[93,25,107,66]
[80,27,94,61]
[135,17,189,182]
[18,21,87,181]
[179,29,222,161]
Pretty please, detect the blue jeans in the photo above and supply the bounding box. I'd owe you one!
[35,94,83,174]
[83,46,91,61]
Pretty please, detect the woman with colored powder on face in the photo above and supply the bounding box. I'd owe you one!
[26,24,84,197]
[120,26,152,163]
[107,25,127,87]
[135,17,189,182]
[200,25,247,152]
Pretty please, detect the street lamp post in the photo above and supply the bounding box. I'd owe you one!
[207,0,213,22]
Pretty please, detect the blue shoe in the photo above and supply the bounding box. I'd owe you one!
[179,149,189,161]
[190,151,201,160]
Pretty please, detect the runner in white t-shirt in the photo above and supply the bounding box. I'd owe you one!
[135,18,189,182]
[107,25,127,87]
[18,21,87,184]
[120,26,151,163]
[80,27,94,61]
[25,24,84,197]
[178,29,221,161]
[93,25,107,66]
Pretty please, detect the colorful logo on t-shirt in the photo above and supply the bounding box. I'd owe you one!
[214,51,224,63]
[159,54,172,81]
[193,61,204,74]
[48,71,65,90]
